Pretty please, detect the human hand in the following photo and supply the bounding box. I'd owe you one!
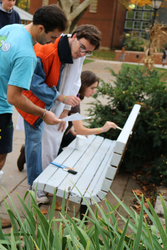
[102,121,117,132]
[43,110,62,125]
[57,110,68,132]
[64,95,80,107]
[58,121,66,132]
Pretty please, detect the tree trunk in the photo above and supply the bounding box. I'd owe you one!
[15,0,19,6]
[69,7,88,33]
[58,0,93,33]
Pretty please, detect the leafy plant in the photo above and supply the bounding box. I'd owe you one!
[0,186,167,249]
[87,65,167,186]
[124,36,149,52]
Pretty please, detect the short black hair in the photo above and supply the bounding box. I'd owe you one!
[33,4,68,33]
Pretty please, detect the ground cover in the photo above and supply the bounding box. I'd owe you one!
[91,49,115,61]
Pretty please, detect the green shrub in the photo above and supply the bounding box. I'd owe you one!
[87,65,167,186]
[124,36,149,51]
[1,187,167,249]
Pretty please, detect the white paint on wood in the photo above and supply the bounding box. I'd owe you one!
[110,153,122,167]
[114,104,140,154]
[105,165,117,180]
[33,105,141,205]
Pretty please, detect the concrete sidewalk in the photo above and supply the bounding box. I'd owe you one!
[1,60,141,233]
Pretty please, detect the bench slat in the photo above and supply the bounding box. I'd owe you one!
[45,135,100,197]
[56,136,105,200]
[82,140,116,204]
[69,138,113,203]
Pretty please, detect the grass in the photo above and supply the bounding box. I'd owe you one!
[83,58,94,64]
[83,49,115,64]
[84,50,167,81]
[91,49,115,61]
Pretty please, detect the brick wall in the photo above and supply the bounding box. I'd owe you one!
[77,0,125,48]
[115,50,163,64]
[29,0,126,49]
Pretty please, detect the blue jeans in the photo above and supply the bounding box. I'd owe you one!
[119,54,125,62]
[24,120,43,186]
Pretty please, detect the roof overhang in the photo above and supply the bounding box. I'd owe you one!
[13,6,33,21]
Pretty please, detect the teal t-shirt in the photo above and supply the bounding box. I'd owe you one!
[0,24,37,114]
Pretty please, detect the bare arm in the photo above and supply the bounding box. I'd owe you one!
[57,95,80,107]
[7,85,61,125]
[72,119,117,136]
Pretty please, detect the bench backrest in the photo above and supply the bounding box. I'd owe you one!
[83,104,141,204]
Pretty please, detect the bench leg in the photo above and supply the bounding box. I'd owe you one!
[80,204,89,224]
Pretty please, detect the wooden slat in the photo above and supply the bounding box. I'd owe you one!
[105,165,117,180]
[44,135,96,194]
[114,104,140,154]
[110,152,122,167]
[83,140,116,203]
[56,136,105,201]
[33,165,57,190]
[69,137,111,203]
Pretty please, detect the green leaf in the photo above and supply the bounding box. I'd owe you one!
[160,195,167,233]
[115,217,130,250]
[133,197,143,249]
[147,199,167,249]
[145,219,156,250]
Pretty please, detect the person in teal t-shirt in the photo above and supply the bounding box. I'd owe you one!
[0,4,69,229]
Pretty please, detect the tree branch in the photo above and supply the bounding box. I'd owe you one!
[69,7,88,33]
[69,0,92,20]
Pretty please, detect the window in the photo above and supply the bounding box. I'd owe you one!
[73,0,80,10]
[132,31,140,37]
[42,0,48,6]
[125,21,133,29]
[144,5,152,10]
[136,5,142,10]
[134,11,142,19]
[141,22,149,30]
[126,11,134,19]
[143,12,151,20]
[141,32,147,39]
[134,21,140,29]
[124,5,152,40]
[89,0,98,13]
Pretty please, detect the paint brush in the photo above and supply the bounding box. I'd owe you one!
[116,126,123,131]
[50,162,77,175]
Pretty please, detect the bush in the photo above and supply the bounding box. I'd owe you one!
[124,36,149,51]
[1,187,167,249]
[87,65,167,186]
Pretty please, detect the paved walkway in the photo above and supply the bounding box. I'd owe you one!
[0,60,150,234]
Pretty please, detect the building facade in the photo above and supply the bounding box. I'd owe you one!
[29,0,126,49]
[124,5,153,40]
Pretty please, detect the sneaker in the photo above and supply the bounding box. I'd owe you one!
[36,190,49,205]
[28,185,33,191]
[17,145,25,172]
[1,217,11,228]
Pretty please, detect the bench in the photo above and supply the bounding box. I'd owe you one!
[33,104,141,206]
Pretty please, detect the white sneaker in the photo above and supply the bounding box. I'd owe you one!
[36,190,49,205]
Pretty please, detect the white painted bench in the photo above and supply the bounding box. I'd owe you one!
[33,104,141,205]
